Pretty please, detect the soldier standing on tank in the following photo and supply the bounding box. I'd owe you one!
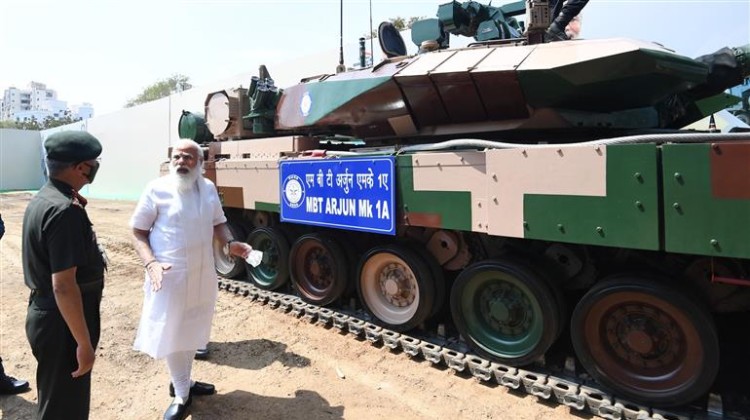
[0,213,31,395]
[22,131,106,419]
[546,0,589,41]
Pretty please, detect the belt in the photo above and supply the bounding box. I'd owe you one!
[31,280,104,298]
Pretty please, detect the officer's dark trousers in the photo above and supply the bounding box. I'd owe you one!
[26,289,102,420]
[551,0,589,26]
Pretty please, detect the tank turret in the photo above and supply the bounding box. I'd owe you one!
[200,0,748,144]
[270,40,750,142]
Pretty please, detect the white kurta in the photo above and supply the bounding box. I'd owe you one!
[130,176,226,359]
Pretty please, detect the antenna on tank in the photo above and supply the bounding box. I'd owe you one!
[369,0,374,67]
[336,0,346,73]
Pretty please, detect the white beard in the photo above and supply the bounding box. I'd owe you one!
[169,164,201,193]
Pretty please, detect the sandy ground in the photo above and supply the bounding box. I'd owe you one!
[0,192,584,420]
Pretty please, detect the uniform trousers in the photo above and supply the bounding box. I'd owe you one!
[26,288,102,420]
[551,0,589,26]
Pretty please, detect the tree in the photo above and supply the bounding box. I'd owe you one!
[0,116,42,130]
[390,17,407,30]
[19,116,43,130]
[0,111,82,130]
[365,16,425,39]
[43,110,81,129]
[125,74,192,108]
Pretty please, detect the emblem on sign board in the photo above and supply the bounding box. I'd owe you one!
[282,174,305,209]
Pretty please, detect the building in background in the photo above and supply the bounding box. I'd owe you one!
[71,102,94,119]
[0,82,94,122]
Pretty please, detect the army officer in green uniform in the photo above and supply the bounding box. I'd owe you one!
[22,131,105,420]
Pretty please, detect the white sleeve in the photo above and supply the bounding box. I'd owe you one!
[130,184,157,231]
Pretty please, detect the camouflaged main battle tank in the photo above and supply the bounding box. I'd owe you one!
[178,0,750,413]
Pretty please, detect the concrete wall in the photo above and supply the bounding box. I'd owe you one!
[0,129,44,191]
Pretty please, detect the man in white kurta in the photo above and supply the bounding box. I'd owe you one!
[130,139,251,420]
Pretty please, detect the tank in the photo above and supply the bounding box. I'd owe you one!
[179,0,750,414]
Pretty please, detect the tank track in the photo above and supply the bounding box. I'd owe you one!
[217,278,745,420]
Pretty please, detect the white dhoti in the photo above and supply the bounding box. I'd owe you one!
[130,176,226,359]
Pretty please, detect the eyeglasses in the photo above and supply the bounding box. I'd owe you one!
[171,153,196,162]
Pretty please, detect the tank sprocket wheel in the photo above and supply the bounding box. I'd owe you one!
[570,276,719,407]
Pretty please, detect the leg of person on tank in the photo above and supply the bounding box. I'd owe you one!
[546,0,589,41]
[0,356,30,394]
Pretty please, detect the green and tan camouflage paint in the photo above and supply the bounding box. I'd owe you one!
[274,38,712,139]
[212,136,317,211]
[515,39,705,110]
[487,145,607,238]
[405,144,660,250]
[398,153,482,232]
[662,142,750,258]
[520,144,660,249]
[211,137,749,258]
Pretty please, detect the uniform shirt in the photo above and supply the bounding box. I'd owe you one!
[130,175,226,358]
[22,179,105,294]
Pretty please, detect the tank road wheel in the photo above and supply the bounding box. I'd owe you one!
[213,222,247,279]
[450,260,562,366]
[357,245,436,332]
[570,277,719,407]
[290,233,349,306]
[245,227,290,290]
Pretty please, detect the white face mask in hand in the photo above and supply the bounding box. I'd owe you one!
[245,250,264,267]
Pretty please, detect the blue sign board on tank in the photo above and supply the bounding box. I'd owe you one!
[280,157,396,235]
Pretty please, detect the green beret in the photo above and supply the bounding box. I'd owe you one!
[44,131,102,162]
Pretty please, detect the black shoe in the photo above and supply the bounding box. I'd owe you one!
[0,374,30,395]
[163,394,192,420]
[194,348,209,360]
[169,381,216,397]
[545,21,569,42]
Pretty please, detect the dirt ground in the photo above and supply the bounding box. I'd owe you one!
[0,192,584,420]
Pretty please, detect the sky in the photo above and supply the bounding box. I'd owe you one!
[1,0,748,117]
